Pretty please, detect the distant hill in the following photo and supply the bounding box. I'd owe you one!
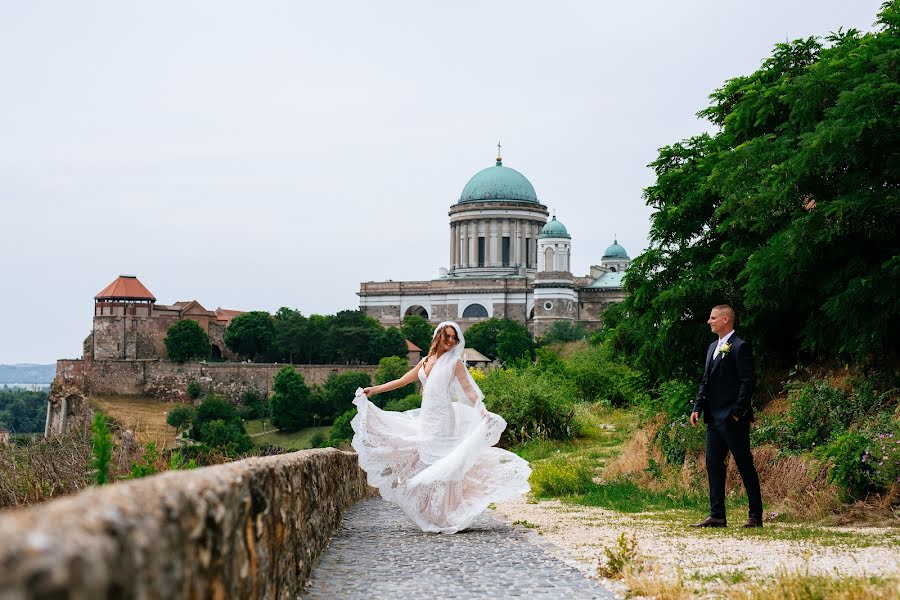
[0,364,56,384]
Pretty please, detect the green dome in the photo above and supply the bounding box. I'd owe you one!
[602,240,629,260]
[539,216,570,239]
[459,158,538,204]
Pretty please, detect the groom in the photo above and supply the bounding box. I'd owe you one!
[689,304,763,528]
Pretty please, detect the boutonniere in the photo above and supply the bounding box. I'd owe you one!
[720,342,731,356]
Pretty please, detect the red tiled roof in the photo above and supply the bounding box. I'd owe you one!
[406,339,422,352]
[95,275,156,301]
[215,308,244,323]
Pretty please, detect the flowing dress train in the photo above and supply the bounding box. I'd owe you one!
[351,362,530,533]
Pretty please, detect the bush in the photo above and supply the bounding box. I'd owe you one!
[270,367,312,431]
[655,414,705,466]
[383,393,422,412]
[566,346,647,407]
[465,318,534,363]
[540,321,587,345]
[824,432,874,502]
[328,408,357,447]
[375,356,415,404]
[126,442,160,479]
[530,458,593,497]
[192,396,252,455]
[479,368,577,444]
[164,319,211,362]
[187,381,203,400]
[239,390,269,420]
[309,432,327,448]
[786,381,850,450]
[320,371,371,417]
[166,404,195,433]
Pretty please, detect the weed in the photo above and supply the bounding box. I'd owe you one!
[597,532,640,579]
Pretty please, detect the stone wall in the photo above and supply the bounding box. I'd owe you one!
[54,358,380,403]
[0,448,372,599]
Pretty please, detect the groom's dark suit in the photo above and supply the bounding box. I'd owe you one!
[693,333,763,522]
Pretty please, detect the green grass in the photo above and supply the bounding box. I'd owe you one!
[244,420,331,450]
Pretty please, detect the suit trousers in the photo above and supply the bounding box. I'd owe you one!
[706,419,763,520]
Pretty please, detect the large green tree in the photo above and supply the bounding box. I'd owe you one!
[224,311,275,361]
[320,371,371,417]
[401,315,433,353]
[272,307,308,364]
[465,318,534,363]
[164,319,211,362]
[605,4,900,384]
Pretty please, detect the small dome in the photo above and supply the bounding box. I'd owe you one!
[539,216,570,239]
[602,240,629,260]
[459,157,539,204]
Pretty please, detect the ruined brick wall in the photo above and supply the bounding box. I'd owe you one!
[0,449,372,598]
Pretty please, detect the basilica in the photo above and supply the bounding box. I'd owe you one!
[358,150,630,337]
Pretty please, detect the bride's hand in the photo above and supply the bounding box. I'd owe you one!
[363,386,376,397]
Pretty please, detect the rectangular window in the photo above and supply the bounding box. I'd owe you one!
[501,236,510,267]
[477,237,485,267]
[525,238,532,268]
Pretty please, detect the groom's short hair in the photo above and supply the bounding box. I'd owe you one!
[713,304,736,325]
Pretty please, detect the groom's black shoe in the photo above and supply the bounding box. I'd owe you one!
[741,518,763,528]
[690,517,727,528]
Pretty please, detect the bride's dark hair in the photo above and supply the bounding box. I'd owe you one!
[427,324,458,361]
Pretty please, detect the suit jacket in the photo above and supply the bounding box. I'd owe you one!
[693,333,755,425]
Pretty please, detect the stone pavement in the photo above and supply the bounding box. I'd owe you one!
[303,498,616,599]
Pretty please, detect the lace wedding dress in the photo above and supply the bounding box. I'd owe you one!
[351,322,531,533]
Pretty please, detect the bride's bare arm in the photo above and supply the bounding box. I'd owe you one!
[363,359,423,397]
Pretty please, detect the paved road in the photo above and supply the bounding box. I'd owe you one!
[303,498,616,599]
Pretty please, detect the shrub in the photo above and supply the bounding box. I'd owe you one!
[321,371,371,416]
[465,318,533,363]
[192,395,252,455]
[655,413,705,466]
[167,450,197,470]
[164,319,211,362]
[563,344,648,407]
[270,367,312,431]
[824,432,874,502]
[540,320,587,345]
[479,368,578,444]
[328,408,357,447]
[375,356,415,404]
[597,532,640,579]
[785,381,846,449]
[187,381,203,400]
[530,458,593,497]
[127,442,160,479]
[166,404,195,433]
[239,390,269,420]
[91,412,113,485]
[309,432,327,448]
[384,393,422,412]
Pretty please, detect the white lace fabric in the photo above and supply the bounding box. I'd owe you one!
[350,322,531,534]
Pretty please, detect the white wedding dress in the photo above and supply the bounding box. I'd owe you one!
[350,322,531,533]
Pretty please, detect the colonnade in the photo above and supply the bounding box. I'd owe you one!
[450,218,543,270]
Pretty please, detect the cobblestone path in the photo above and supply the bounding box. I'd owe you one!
[304,498,615,599]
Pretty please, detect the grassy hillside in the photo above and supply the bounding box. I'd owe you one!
[245,419,331,450]
[90,396,180,449]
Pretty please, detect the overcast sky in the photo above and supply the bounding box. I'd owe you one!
[0,1,885,364]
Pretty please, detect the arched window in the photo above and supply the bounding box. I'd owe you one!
[544,247,555,271]
[462,303,488,318]
[404,305,429,319]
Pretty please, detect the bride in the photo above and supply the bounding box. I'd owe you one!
[351,321,531,533]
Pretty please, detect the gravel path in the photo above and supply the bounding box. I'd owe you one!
[303,498,617,599]
[493,498,900,591]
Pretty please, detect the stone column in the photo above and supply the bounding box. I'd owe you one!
[489,220,499,267]
[450,223,456,269]
[468,222,476,268]
[519,220,526,268]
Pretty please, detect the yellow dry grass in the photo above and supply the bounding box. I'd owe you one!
[90,395,180,449]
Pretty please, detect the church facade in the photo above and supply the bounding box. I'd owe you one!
[359,151,630,337]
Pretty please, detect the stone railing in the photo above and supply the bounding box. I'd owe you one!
[0,448,371,598]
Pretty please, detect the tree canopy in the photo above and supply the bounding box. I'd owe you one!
[224,311,276,361]
[401,315,433,353]
[465,318,534,364]
[603,3,900,384]
[164,319,211,362]
[270,367,313,431]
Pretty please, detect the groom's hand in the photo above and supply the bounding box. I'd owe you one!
[690,411,699,427]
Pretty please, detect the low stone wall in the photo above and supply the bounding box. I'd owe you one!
[0,448,371,599]
[54,358,380,403]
